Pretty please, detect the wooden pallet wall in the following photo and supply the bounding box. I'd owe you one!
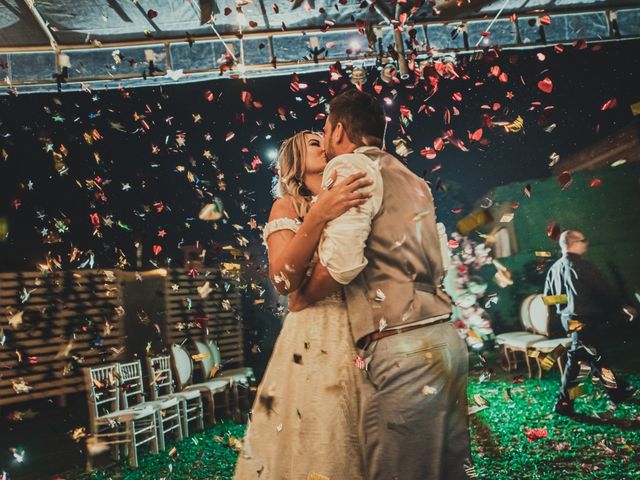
[164,269,245,368]
[0,270,123,406]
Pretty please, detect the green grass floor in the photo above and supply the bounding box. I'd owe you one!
[67,373,640,480]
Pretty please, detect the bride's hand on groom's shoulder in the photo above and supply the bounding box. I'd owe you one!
[310,171,373,223]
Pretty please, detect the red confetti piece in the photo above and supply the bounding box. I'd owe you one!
[589,178,602,188]
[526,426,548,442]
[448,239,459,249]
[537,77,553,94]
[433,137,444,151]
[470,128,483,142]
[547,221,561,241]
[153,245,162,256]
[147,9,158,19]
[498,72,508,83]
[537,52,546,61]
[573,39,587,50]
[524,184,532,198]
[452,92,462,102]
[224,7,232,15]
[601,98,618,111]
[204,90,215,102]
[490,65,501,77]
[249,20,258,28]
[273,4,279,13]
[451,208,462,214]
[539,15,551,26]
[225,131,235,142]
[557,170,572,189]
[420,148,437,160]
[373,84,382,94]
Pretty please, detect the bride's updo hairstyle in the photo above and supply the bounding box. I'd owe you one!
[271,130,314,218]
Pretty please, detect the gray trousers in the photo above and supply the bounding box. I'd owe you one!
[360,322,472,480]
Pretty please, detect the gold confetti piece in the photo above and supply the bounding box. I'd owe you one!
[499,213,514,223]
[307,473,330,480]
[71,427,87,442]
[542,294,567,306]
[375,289,386,302]
[601,368,618,390]
[567,384,585,400]
[540,345,566,371]
[168,447,177,456]
[422,385,437,395]
[630,101,640,116]
[379,318,387,331]
[55,339,74,358]
[567,320,585,332]
[12,378,33,394]
[535,251,552,257]
[8,310,24,328]
[197,281,213,299]
[390,234,407,250]
[192,352,210,361]
[610,159,626,167]
[412,210,430,222]
[273,271,291,291]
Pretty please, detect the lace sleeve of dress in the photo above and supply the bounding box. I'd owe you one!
[262,217,301,246]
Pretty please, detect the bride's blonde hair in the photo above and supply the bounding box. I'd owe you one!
[271,130,314,218]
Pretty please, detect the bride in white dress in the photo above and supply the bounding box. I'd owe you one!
[234,131,373,480]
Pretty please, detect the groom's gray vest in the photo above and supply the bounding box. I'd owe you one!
[344,147,452,346]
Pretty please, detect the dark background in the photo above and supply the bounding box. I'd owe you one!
[1,40,638,275]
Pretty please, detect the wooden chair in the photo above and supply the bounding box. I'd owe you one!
[119,360,183,451]
[147,355,204,437]
[84,364,158,469]
[170,343,230,424]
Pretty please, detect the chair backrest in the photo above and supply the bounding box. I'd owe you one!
[147,355,174,400]
[85,364,121,421]
[519,294,537,331]
[193,340,215,380]
[529,294,551,337]
[119,360,146,409]
[171,344,193,390]
[207,340,222,368]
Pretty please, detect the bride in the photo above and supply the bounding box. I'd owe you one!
[233,131,373,479]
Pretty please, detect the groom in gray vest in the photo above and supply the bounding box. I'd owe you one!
[288,89,473,479]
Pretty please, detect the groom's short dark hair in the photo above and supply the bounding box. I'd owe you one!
[328,89,385,148]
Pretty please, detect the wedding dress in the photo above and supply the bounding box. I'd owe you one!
[233,217,366,480]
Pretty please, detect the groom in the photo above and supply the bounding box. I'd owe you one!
[288,89,473,479]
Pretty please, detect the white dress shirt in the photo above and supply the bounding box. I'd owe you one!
[317,147,384,285]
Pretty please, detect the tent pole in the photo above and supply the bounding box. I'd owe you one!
[21,0,61,71]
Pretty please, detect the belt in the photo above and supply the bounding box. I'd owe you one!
[360,317,451,350]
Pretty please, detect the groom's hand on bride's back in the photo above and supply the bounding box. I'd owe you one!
[311,171,373,223]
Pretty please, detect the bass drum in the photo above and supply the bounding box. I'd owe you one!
[528,294,551,337]
[519,294,537,331]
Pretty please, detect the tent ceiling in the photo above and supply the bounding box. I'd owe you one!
[0,0,638,93]
[1,0,636,48]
